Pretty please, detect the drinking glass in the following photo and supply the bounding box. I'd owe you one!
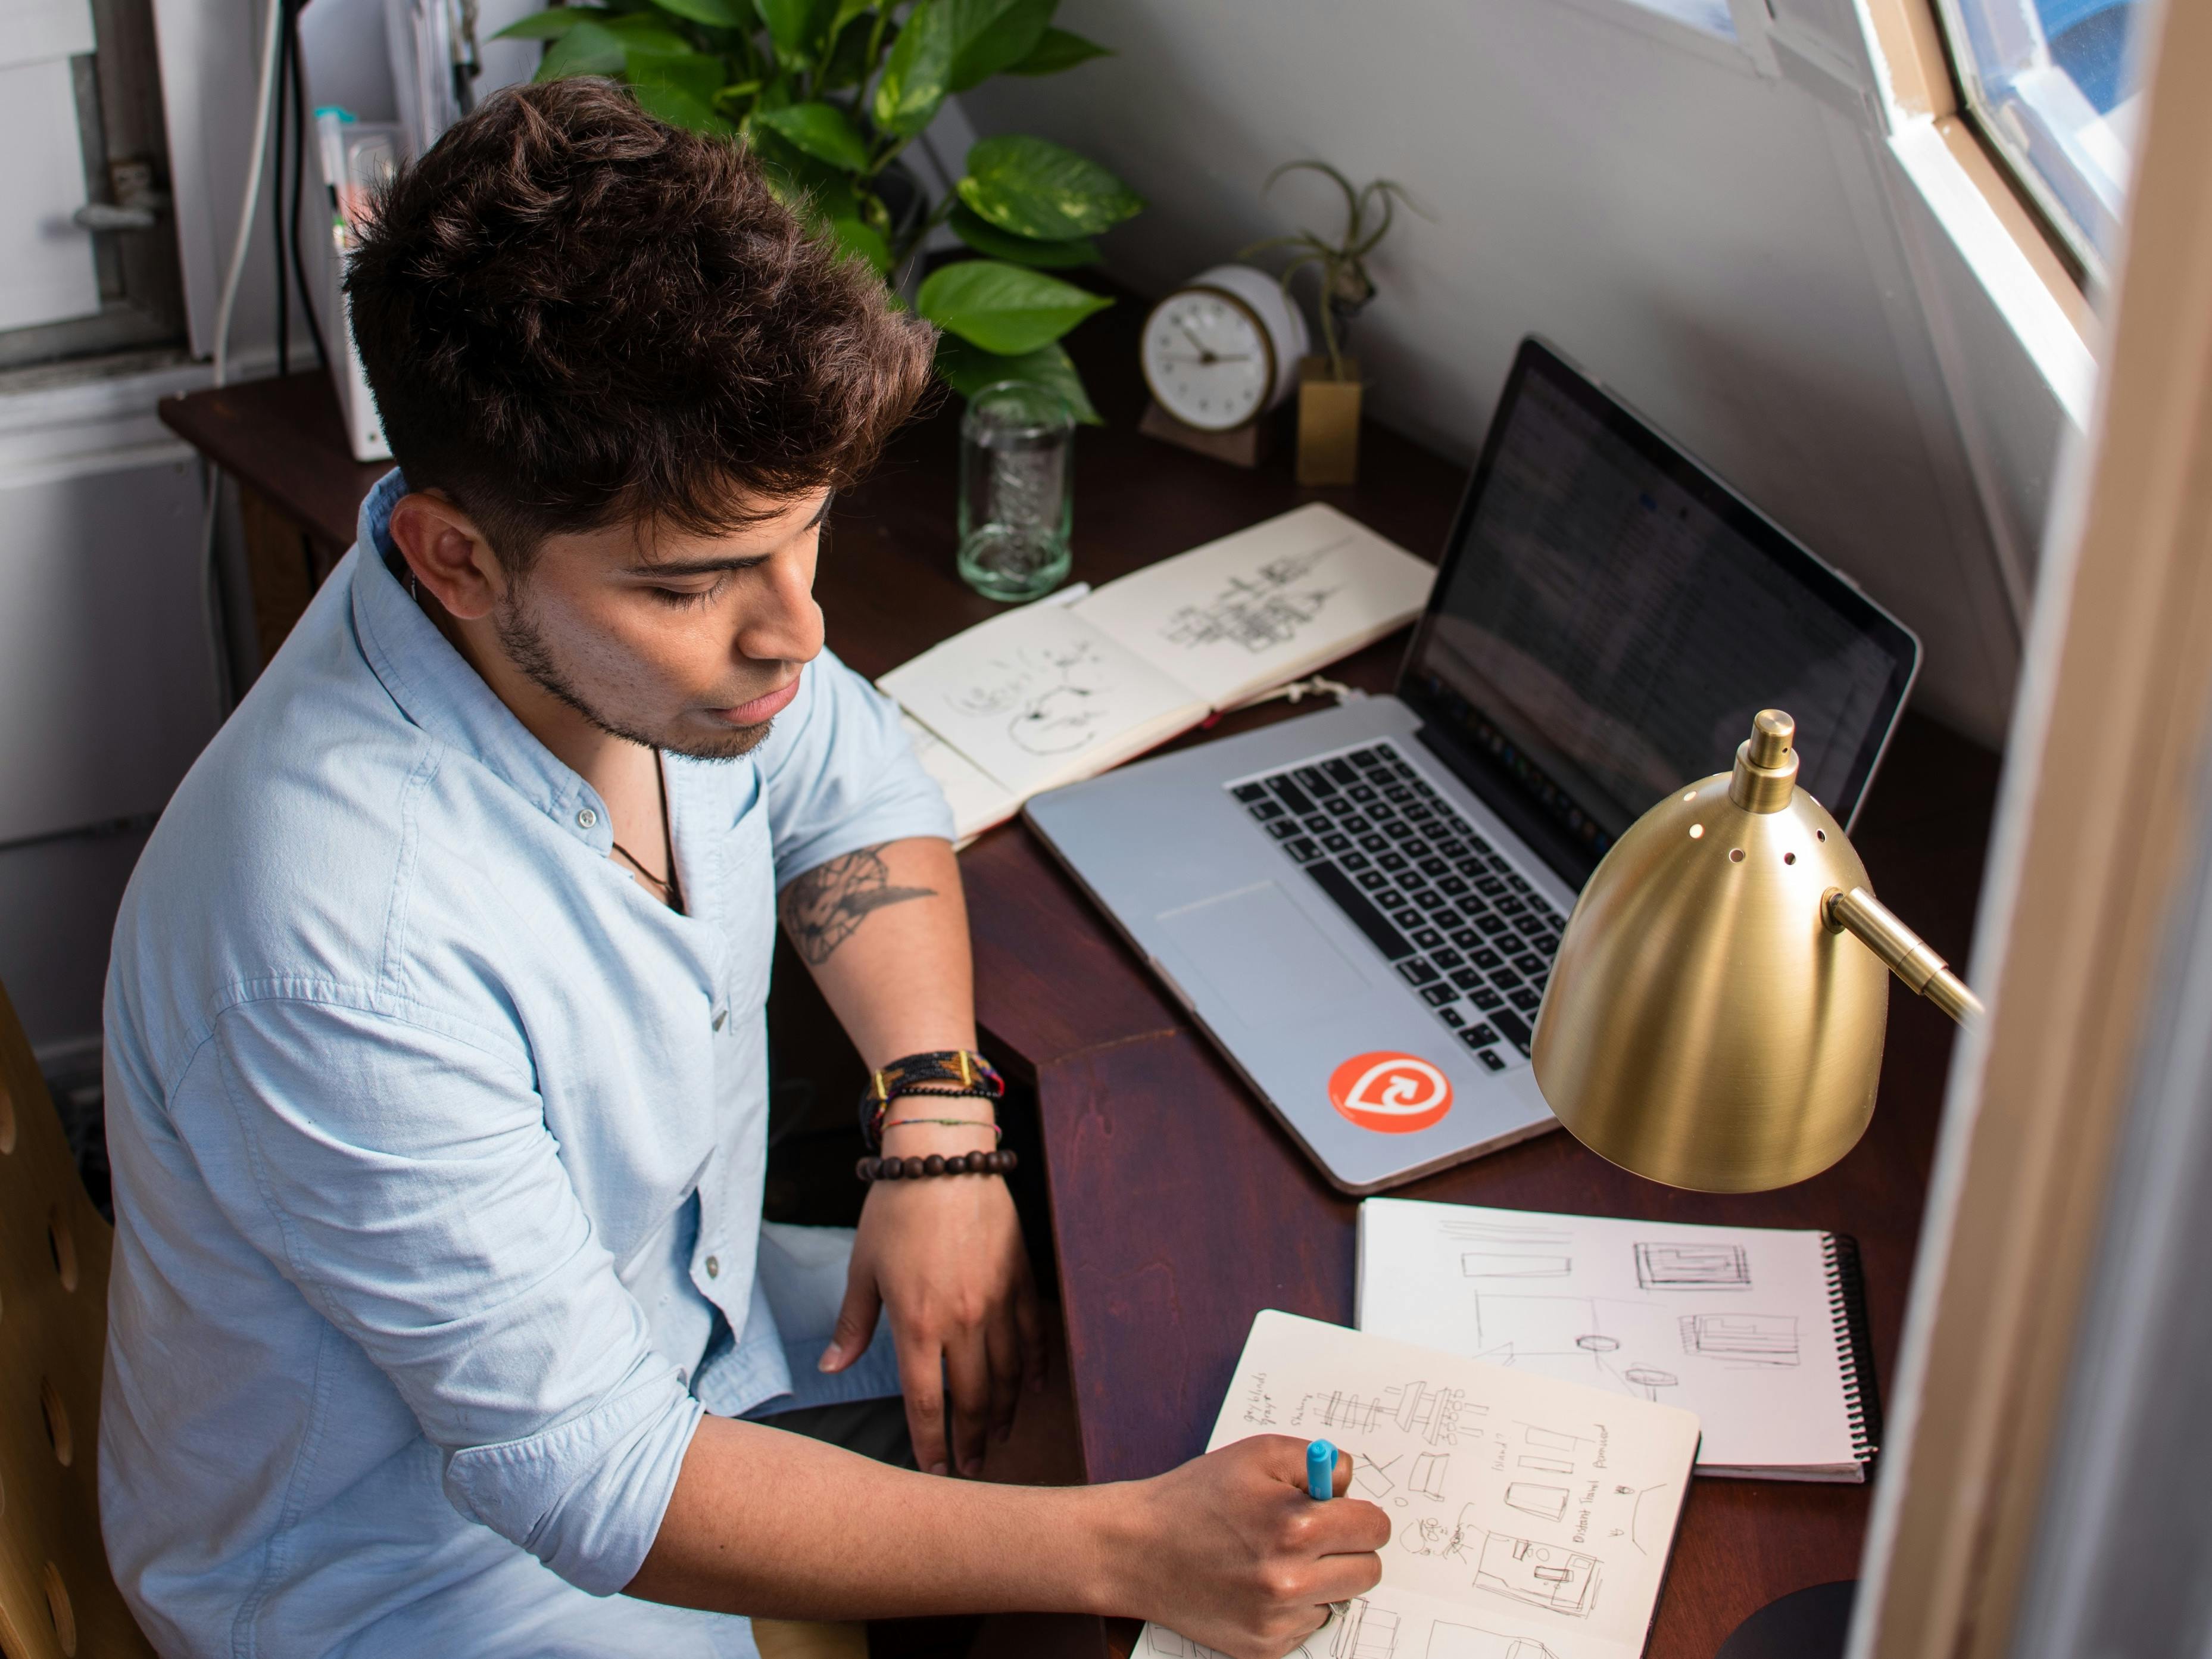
[957,381,1075,602]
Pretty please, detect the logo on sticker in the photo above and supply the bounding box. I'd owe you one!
[1328,1052,1453,1134]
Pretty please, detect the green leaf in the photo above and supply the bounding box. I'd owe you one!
[947,204,1096,267]
[1005,25,1108,74]
[917,258,1110,355]
[754,100,871,170]
[601,13,696,52]
[649,0,754,24]
[828,216,893,275]
[535,18,627,79]
[758,0,833,63]
[935,335,1100,424]
[956,135,1143,240]
[871,0,954,136]
[941,0,1054,92]
[631,74,738,133]
[629,46,730,108]
[493,7,609,40]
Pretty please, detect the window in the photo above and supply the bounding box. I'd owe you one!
[0,0,186,374]
[1933,0,2149,276]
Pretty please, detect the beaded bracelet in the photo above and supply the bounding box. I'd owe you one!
[856,1148,1019,1183]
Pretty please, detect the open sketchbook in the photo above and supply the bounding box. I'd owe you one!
[1135,1312,1699,1659]
[1356,1200,1880,1482]
[881,504,1434,841]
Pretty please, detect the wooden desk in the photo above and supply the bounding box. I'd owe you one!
[160,299,1996,1659]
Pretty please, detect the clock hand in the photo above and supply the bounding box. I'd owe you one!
[1176,321,1219,364]
[1159,353,1255,365]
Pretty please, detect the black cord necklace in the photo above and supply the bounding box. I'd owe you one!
[610,751,685,914]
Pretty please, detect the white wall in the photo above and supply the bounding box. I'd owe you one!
[960,0,2080,749]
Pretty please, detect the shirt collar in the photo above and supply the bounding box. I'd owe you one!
[348,469,614,852]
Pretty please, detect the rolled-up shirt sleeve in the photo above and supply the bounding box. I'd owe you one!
[754,647,954,880]
[181,993,700,1595]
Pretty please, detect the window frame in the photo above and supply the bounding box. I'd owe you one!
[1924,0,2136,286]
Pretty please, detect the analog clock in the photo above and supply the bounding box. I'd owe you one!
[1140,264,1311,434]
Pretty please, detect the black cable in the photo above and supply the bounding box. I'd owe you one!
[286,0,330,373]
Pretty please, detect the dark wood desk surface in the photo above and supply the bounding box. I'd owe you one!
[160,299,1998,1659]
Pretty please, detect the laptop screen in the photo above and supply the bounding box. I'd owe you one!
[1403,339,1920,882]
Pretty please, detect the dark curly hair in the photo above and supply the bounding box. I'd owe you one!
[346,77,936,567]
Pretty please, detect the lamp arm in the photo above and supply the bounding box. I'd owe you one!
[1823,886,1986,1025]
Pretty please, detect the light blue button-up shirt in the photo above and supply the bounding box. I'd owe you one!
[99,472,949,1658]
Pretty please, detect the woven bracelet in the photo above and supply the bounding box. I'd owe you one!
[856,1148,1019,1183]
[859,1049,1005,1150]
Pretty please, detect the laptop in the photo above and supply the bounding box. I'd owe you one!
[1023,338,1921,1193]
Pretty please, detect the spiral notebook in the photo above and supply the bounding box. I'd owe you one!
[1134,1310,1702,1659]
[1356,1199,1880,1482]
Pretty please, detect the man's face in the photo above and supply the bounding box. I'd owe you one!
[491,488,830,760]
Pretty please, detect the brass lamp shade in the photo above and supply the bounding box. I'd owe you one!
[1531,712,1893,1192]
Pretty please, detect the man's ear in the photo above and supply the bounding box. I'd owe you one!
[386,492,506,620]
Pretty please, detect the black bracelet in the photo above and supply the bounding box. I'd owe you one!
[858,1049,1004,1150]
[856,1148,1019,1183]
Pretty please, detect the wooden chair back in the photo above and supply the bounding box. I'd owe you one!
[0,982,151,1658]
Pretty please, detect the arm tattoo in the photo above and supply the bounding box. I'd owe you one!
[779,844,938,966]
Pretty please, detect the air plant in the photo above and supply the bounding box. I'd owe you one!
[1241,161,1424,382]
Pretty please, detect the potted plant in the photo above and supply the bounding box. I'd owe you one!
[1241,161,1419,484]
[495,0,1143,421]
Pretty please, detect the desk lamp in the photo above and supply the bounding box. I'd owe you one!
[1531,709,1983,1192]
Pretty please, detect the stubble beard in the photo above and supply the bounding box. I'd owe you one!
[492,588,774,761]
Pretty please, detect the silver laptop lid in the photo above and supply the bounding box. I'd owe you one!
[1396,338,1921,888]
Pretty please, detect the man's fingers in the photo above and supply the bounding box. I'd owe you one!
[1308,1543,1386,1604]
[893,1331,949,1476]
[820,1271,883,1374]
[943,1324,993,1478]
[1309,1496,1394,1556]
[1331,1449,1352,1498]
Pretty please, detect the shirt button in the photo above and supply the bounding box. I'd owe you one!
[705,1256,720,1278]
[576,807,598,829]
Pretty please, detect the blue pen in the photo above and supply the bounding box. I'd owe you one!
[1306,1438,1337,1499]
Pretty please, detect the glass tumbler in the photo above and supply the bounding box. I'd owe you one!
[957,380,1075,602]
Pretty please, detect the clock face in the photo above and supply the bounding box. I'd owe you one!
[1142,289,1274,432]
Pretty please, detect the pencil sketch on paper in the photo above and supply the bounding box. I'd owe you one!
[1297,1380,1478,1446]
[1634,1241,1752,1290]
[1159,547,1346,655]
[1629,1483,1674,1555]
[1436,1216,1574,1248]
[1679,1312,1801,1366]
[1504,1483,1571,1522]
[1408,1452,1450,1500]
[1518,1455,1574,1474]
[1328,1598,1401,1659]
[1425,1624,1561,1659]
[942,638,1122,757]
[1461,1251,1573,1278]
[1401,1511,1473,1561]
[1353,1453,1401,1498]
[1143,1629,1224,1659]
[1473,1533,1600,1617]
[1472,1290,1693,1402]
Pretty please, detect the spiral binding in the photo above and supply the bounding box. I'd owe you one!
[1823,1231,1883,1470]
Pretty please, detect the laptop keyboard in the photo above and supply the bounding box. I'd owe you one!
[1230,740,1566,1072]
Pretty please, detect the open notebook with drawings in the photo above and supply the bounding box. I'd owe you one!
[1134,1311,1701,1659]
[1355,1200,1881,1482]
[879,504,1434,841]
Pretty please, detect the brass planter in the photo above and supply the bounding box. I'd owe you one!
[1296,355,1362,485]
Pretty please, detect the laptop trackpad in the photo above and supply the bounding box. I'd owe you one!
[1156,881,1372,1029]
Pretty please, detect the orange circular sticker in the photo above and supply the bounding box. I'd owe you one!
[1328,1052,1454,1134]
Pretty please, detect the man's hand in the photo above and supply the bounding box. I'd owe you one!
[1118,1436,1391,1659]
[820,1128,1044,1477]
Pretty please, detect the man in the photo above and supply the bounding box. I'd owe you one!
[99,79,1384,1659]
